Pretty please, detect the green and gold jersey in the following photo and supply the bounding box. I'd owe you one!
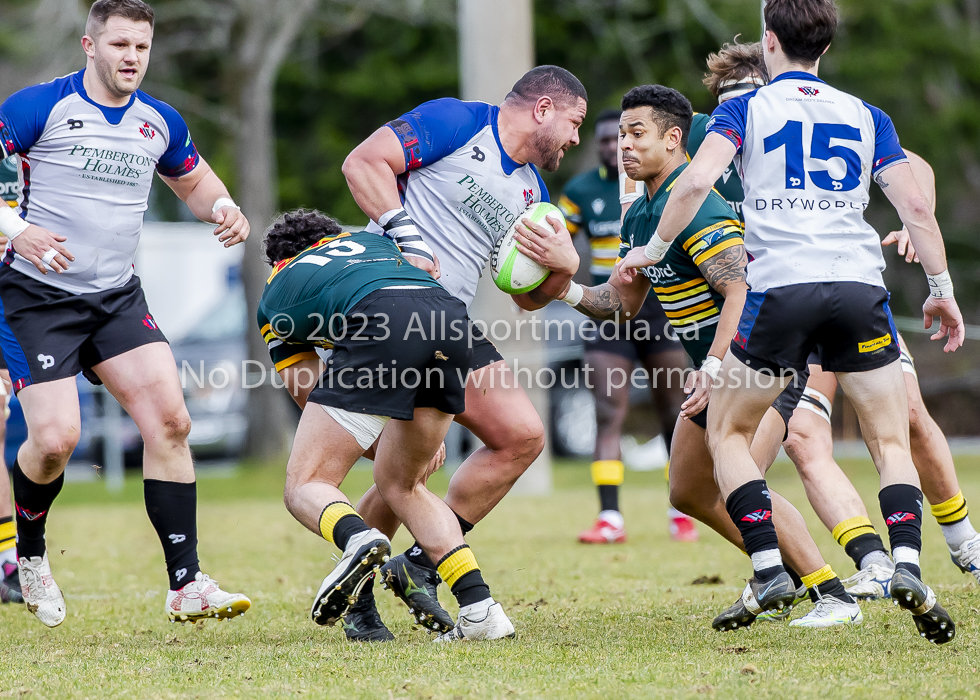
[557,166,621,284]
[257,231,440,371]
[619,163,743,366]
[688,113,745,222]
[0,155,22,209]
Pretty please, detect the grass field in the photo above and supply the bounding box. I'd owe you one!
[1,455,980,699]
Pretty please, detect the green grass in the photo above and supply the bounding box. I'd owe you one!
[2,456,980,699]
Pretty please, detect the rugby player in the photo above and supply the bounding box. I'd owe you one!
[558,84,860,629]
[621,0,964,644]
[557,109,693,545]
[258,209,514,642]
[0,156,21,603]
[694,40,980,600]
[342,66,585,631]
[0,0,251,627]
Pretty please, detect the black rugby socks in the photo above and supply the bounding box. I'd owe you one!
[12,460,64,560]
[145,479,201,590]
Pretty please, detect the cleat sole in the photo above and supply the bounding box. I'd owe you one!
[311,539,390,627]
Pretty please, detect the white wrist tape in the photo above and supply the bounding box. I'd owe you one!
[927,269,954,299]
[560,281,584,307]
[0,206,29,240]
[211,197,240,214]
[379,207,434,262]
[619,172,644,205]
[700,356,722,381]
[644,232,671,263]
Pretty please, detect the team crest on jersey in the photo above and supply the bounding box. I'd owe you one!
[798,86,820,97]
[523,188,534,206]
[139,122,156,140]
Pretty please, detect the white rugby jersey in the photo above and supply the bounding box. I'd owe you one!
[0,71,200,294]
[366,98,548,307]
[706,72,907,292]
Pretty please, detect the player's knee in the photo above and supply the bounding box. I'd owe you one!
[161,409,192,446]
[594,396,628,432]
[907,399,929,440]
[499,414,545,470]
[32,425,80,469]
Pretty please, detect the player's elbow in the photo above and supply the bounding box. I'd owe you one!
[513,293,544,312]
[341,150,364,183]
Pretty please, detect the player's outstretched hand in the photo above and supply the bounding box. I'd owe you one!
[882,226,919,263]
[923,296,965,352]
[514,214,579,276]
[11,224,74,274]
[214,206,250,247]
[680,369,712,420]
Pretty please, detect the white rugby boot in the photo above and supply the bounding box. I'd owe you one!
[166,571,251,623]
[950,533,980,584]
[435,599,516,642]
[19,552,66,628]
[789,591,863,629]
[842,561,895,599]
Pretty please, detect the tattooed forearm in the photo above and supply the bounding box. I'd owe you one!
[698,244,748,294]
[575,283,624,320]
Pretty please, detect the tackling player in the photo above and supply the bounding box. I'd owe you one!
[258,210,514,642]
[557,109,693,545]
[342,66,586,631]
[560,84,860,629]
[621,0,964,644]
[0,0,250,627]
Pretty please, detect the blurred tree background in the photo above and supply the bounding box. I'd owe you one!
[2,0,979,441]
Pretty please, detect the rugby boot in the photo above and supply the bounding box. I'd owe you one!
[712,572,797,631]
[19,552,65,627]
[949,533,980,584]
[890,567,955,645]
[341,579,394,643]
[842,561,894,600]
[380,552,454,633]
[789,590,863,629]
[0,561,23,604]
[312,528,390,626]
[578,516,626,544]
[757,584,807,622]
[434,599,515,642]
[167,571,251,623]
[669,512,699,543]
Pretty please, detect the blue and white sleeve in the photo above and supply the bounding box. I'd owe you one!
[146,97,201,178]
[386,98,492,171]
[0,85,60,159]
[705,95,751,155]
[863,102,907,178]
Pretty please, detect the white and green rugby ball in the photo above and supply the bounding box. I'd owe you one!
[490,202,565,295]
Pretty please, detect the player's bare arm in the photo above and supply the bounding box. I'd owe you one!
[342,128,439,278]
[875,162,964,352]
[882,149,935,263]
[681,243,748,419]
[163,157,249,247]
[619,133,737,275]
[512,214,579,310]
[568,262,649,321]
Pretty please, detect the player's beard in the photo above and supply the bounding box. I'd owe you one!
[95,53,142,100]
[529,124,567,173]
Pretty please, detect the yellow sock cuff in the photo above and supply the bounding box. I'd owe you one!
[931,491,968,524]
[801,564,836,590]
[436,545,479,589]
[318,501,360,545]
[831,516,878,547]
[591,460,624,486]
[0,520,14,551]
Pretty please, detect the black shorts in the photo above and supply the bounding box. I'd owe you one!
[690,364,808,439]
[307,288,472,420]
[0,267,166,393]
[731,282,900,374]
[469,324,504,372]
[584,294,680,361]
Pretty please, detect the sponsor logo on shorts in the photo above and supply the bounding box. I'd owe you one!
[741,509,772,523]
[37,354,54,369]
[143,314,158,330]
[732,331,747,349]
[858,333,892,354]
[887,511,917,525]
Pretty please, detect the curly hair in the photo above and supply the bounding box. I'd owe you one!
[263,209,343,265]
[703,40,767,98]
[621,85,693,149]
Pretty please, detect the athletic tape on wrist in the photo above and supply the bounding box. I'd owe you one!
[561,281,584,307]
[211,197,239,214]
[927,269,954,299]
[700,356,722,380]
[380,208,434,262]
[644,232,671,263]
[619,172,644,205]
[0,206,29,240]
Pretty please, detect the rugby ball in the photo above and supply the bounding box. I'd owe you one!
[490,202,564,295]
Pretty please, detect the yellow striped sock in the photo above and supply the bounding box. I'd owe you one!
[931,491,968,525]
[801,564,836,590]
[436,545,480,589]
[591,460,624,486]
[317,501,361,545]
[0,519,14,552]
[831,516,878,547]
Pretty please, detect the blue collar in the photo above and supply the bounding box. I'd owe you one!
[72,70,137,126]
[769,71,826,85]
[490,106,524,176]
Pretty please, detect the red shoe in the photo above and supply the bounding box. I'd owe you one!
[669,511,699,542]
[578,516,627,544]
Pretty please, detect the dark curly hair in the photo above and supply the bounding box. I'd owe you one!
[263,209,343,265]
[621,85,693,150]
